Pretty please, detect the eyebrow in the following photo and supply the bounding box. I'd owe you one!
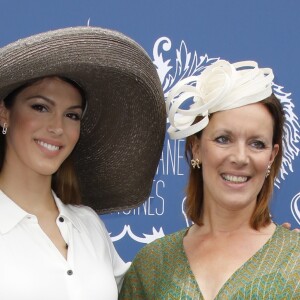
[26,95,83,110]
[214,129,233,135]
[214,128,270,139]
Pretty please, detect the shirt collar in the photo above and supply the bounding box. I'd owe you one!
[0,190,82,234]
[52,191,82,232]
[0,190,30,234]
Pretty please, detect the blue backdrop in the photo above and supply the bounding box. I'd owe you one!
[1,0,300,262]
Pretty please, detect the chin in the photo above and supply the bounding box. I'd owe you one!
[34,165,60,176]
[219,196,255,210]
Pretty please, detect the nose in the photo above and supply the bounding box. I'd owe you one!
[229,142,249,166]
[47,115,63,136]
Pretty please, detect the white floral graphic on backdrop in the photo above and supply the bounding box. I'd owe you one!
[154,37,300,187]
[110,37,300,242]
[291,192,300,225]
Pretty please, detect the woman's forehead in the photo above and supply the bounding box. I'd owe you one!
[204,103,274,133]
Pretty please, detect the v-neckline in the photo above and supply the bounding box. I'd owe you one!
[179,225,280,300]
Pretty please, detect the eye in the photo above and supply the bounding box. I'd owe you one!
[65,112,81,121]
[215,135,230,144]
[31,104,48,112]
[251,140,266,149]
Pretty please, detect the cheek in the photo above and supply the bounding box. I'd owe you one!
[67,124,81,144]
[201,145,223,167]
[9,112,40,137]
[255,156,270,173]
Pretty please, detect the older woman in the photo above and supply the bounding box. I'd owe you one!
[119,60,300,299]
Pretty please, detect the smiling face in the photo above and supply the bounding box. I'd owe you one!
[192,103,279,212]
[0,76,83,177]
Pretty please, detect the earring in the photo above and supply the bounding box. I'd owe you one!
[2,123,7,135]
[265,164,271,178]
[191,158,201,169]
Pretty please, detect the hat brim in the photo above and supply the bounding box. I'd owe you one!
[0,27,166,213]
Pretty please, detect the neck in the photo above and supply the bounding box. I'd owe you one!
[0,162,56,215]
[201,199,257,235]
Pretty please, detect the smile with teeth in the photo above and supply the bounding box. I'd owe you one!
[222,174,248,183]
[36,140,61,151]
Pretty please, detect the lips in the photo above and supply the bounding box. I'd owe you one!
[221,174,249,183]
[35,139,61,151]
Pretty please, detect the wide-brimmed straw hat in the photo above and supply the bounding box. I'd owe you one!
[0,26,166,213]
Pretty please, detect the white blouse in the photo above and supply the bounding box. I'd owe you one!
[0,190,129,300]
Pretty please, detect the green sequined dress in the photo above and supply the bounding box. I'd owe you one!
[119,226,300,299]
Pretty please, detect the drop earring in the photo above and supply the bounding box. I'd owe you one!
[265,164,271,178]
[2,123,7,135]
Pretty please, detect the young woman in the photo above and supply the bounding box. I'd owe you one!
[120,60,300,299]
[0,26,165,300]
